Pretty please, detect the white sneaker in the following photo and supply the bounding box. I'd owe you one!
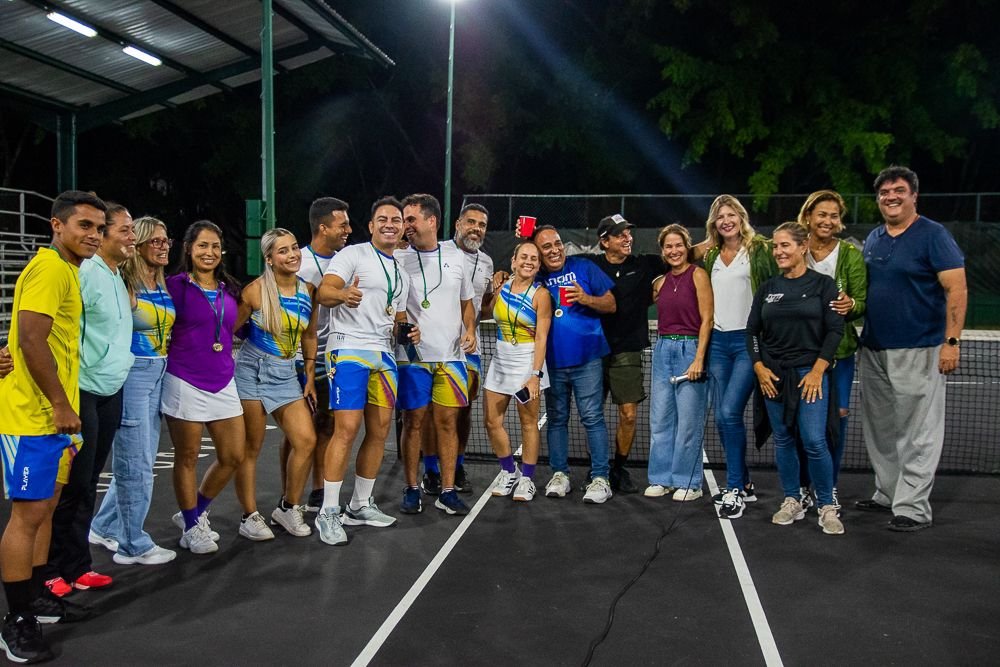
[315,507,348,546]
[88,530,118,553]
[113,545,177,565]
[342,499,397,528]
[172,511,220,542]
[672,488,703,502]
[583,477,612,504]
[512,476,536,502]
[491,468,521,497]
[270,505,312,537]
[239,511,275,541]
[818,504,845,535]
[179,521,218,554]
[544,472,572,498]
[643,484,675,498]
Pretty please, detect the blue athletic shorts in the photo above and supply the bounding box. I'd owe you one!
[397,360,469,410]
[331,350,398,411]
[1,433,80,500]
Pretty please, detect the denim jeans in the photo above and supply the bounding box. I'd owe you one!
[91,357,167,557]
[798,354,854,488]
[708,329,755,489]
[647,339,709,489]
[765,368,834,506]
[545,357,610,480]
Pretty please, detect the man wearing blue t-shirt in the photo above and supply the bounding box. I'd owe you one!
[533,226,617,504]
[856,166,967,532]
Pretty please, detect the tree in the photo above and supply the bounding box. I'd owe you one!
[640,0,1000,204]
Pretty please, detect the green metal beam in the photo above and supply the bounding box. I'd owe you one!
[76,40,319,131]
[0,81,76,115]
[298,0,395,68]
[261,0,276,232]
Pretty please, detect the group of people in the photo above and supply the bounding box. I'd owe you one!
[0,165,967,663]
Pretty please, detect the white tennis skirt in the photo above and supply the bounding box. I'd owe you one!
[161,373,243,422]
[483,340,549,396]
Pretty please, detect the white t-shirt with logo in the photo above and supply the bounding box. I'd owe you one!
[442,239,494,352]
[324,243,409,353]
[395,242,474,362]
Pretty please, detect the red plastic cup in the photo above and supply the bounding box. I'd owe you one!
[516,215,537,238]
[558,285,571,306]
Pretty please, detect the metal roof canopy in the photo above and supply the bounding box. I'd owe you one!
[0,0,393,191]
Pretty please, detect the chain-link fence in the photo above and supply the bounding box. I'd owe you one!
[465,193,1000,328]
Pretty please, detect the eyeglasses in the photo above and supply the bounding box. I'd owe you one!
[144,238,174,248]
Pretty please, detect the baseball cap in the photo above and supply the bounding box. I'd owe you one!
[597,214,635,238]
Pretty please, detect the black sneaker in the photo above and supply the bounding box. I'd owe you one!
[717,489,745,519]
[888,515,932,532]
[434,490,470,516]
[454,465,473,495]
[609,467,638,494]
[799,486,815,513]
[421,470,442,496]
[305,488,324,513]
[855,499,892,513]
[28,589,93,624]
[1,613,54,664]
[713,482,757,505]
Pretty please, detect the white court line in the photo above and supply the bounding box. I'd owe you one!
[703,455,783,667]
[351,487,494,667]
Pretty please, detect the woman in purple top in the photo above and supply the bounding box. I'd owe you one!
[161,221,245,555]
[644,225,714,502]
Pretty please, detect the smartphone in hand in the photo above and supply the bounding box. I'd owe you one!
[514,386,531,404]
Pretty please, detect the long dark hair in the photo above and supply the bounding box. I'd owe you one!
[174,220,241,296]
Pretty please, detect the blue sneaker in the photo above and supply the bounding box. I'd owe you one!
[434,490,470,516]
[400,487,422,514]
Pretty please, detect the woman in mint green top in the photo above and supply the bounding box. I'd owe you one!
[233,228,319,541]
[90,216,179,563]
[797,190,867,502]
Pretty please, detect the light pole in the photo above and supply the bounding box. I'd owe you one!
[443,0,458,238]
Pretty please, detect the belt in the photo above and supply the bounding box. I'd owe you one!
[659,334,698,340]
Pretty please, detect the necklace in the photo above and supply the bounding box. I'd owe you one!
[371,243,401,315]
[415,245,443,308]
[190,274,226,352]
[668,266,688,292]
[141,282,167,353]
[504,280,532,346]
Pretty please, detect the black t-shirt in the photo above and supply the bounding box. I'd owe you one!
[746,269,844,368]
[587,253,665,353]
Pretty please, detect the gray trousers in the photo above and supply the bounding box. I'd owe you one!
[859,346,945,523]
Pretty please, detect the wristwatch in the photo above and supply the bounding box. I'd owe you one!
[531,369,545,379]
[946,336,961,347]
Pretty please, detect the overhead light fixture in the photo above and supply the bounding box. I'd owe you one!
[47,11,97,38]
[123,45,162,66]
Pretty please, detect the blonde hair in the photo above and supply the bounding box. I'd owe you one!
[705,194,754,248]
[122,216,168,293]
[658,224,694,265]
[797,190,847,234]
[259,228,297,336]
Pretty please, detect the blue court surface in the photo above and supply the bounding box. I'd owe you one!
[2,422,998,666]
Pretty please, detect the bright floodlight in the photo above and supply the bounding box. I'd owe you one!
[47,11,97,38]
[123,45,162,67]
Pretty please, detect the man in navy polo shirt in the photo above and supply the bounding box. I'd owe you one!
[856,165,966,532]
[533,226,617,504]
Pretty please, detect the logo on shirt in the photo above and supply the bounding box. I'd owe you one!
[546,272,577,287]
[765,293,784,304]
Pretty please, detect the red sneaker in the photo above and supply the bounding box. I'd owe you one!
[72,571,113,590]
[44,577,72,598]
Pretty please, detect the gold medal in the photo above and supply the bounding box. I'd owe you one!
[554,308,563,318]
[385,305,394,316]
[421,299,430,309]
[212,342,223,352]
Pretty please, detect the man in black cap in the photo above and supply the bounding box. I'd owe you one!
[587,214,664,493]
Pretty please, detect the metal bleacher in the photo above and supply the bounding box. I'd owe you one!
[0,187,52,337]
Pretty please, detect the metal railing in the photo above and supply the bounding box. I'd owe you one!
[0,187,54,236]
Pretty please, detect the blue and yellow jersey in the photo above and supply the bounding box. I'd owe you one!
[247,283,312,359]
[131,286,175,357]
[493,281,539,344]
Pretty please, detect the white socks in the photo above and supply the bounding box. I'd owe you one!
[322,479,343,512]
[350,476,376,511]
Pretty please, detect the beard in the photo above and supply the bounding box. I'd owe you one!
[457,233,483,252]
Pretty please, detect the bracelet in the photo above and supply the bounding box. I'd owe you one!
[303,357,316,361]
[849,297,856,309]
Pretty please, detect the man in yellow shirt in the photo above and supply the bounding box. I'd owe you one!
[0,191,106,663]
